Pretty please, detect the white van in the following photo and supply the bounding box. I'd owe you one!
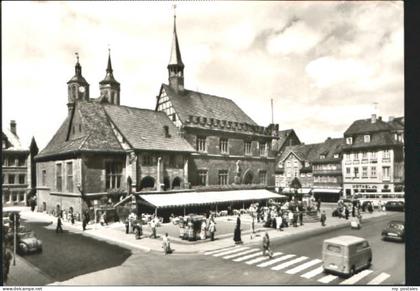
[322,235,372,276]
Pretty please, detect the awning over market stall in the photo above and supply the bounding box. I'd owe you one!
[137,189,286,209]
[312,188,342,194]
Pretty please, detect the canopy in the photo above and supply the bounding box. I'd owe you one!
[138,189,286,208]
[312,188,342,194]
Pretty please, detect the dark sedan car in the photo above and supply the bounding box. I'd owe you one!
[385,201,405,212]
[382,220,405,242]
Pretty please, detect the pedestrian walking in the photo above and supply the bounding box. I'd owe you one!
[262,232,273,258]
[233,214,242,244]
[56,216,63,233]
[149,216,157,239]
[250,215,256,239]
[200,220,207,240]
[345,207,349,220]
[162,233,172,255]
[275,214,283,231]
[299,209,304,226]
[316,198,321,213]
[70,211,75,224]
[293,210,298,227]
[125,218,129,234]
[320,210,327,227]
[209,219,216,241]
[134,221,142,239]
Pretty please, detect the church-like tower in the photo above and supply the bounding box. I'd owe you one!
[99,50,120,105]
[167,13,184,93]
[67,53,90,112]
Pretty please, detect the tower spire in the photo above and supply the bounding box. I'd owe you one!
[167,4,184,92]
[99,47,120,105]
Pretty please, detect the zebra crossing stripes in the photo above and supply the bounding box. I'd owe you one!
[286,259,322,275]
[257,254,296,268]
[213,247,249,257]
[271,256,308,271]
[245,252,283,265]
[340,269,373,285]
[204,246,238,256]
[223,249,259,259]
[367,272,391,285]
[318,274,338,284]
[232,250,263,262]
[301,266,324,279]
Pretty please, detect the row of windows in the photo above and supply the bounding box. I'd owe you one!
[344,150,390,161]
[196,137,268,156]
[3,191,26,202]
[2,174,26,185]
[55,162,74,192]
[197,170,267,186]
[313,164,339,171]
[345,166,390,179]
[314,176,338,183]
[2,156,27,167]
[283,172,312,178]
[142,155,183,168]
[346,134,403,145]
[346,135,371,145]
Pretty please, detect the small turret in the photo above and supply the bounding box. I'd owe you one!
[99,49,120,105]
[67,53,90,112]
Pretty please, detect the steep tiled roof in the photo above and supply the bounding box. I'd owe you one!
[387,117,404,131]
[275,129,300,152]
[37,101,195,160]
[342,131,402,151]
[2,128,26,151]
[161,84,257,126]
[344,117,392,136]
[279,138,345,164]
[37,103,124,159]
[103,104,194,152]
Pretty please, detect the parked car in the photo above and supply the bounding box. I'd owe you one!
[322,235,372,277]
[385,201,404,212]
[17,229,43,255]
[382,220,405,242]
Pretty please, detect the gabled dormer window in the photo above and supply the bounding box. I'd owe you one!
[305,162,310,167]
[320,154,326,159]
[346,137,353,145]
[364,135,371,143]
[333,154,339,159]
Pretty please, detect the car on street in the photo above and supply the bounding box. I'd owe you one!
[384,201,404,212]
[381,220,405,242]
[17,228,43,255]
[322,235,372,277]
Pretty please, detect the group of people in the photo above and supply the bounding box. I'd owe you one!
[177,214,217,241]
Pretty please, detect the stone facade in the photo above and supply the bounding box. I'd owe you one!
[2,121,38,206]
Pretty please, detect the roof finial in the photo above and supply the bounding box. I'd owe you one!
[75,52,79,63]
[173,3,177,18]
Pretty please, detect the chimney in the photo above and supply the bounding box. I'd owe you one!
[371,114,377,124]
[378,116,382,121]
[10,120,17,135]
[388,116,394,122]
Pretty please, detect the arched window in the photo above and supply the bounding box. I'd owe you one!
[140,176,155,190]
[71,85,76,99]
[172,177,181,189]
[243,171,253,185]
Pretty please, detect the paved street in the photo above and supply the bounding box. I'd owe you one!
[15,219,132,285]
[50,211,403,285]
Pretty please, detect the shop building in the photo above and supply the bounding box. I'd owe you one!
[342,114,404,197]
[2,120,38,206]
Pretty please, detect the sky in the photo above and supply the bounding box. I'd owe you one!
[2,1,404,150]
